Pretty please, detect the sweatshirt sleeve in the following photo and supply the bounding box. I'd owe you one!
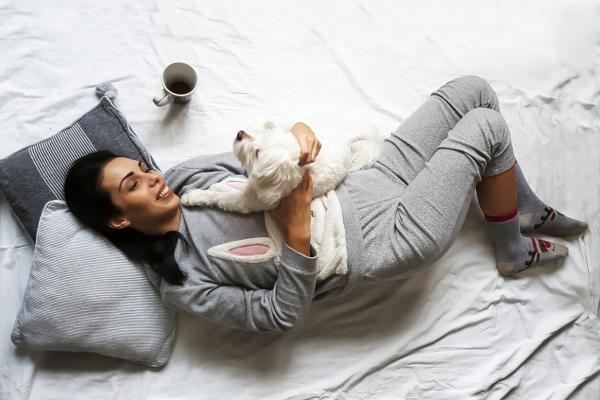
[162,243,319,332]
[163,151,247,196]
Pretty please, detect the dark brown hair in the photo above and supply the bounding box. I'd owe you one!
[64,150,188,285]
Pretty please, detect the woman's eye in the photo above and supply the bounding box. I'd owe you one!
[255,149,260,157]
[130,181,138,191]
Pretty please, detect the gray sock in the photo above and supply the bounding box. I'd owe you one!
[515,162,588,237]
[485,212,569,276]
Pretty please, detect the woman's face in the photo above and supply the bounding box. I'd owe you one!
[99,157,180,230]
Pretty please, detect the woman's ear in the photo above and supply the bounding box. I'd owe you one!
[107,217,131,230]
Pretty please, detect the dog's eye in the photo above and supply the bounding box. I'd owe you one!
[255,149,260,157]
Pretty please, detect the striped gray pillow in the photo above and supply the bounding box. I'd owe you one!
[11,200,176,367]
[0,83,159,240]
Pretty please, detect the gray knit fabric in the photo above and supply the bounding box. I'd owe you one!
[342,105,517,281]
[340,75,520,281]
[160,153,326,331]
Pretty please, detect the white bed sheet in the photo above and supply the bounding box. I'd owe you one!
[2,1,600,399]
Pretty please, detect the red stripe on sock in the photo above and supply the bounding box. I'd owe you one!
[484,207,518,222]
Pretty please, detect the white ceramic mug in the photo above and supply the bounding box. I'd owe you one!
[153,62,198,107]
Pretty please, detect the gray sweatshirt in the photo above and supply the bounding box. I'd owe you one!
[159,152,367,331]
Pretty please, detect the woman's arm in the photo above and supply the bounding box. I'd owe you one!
[163,152,247,196]
[160,125,322,331]
[270,122,321,255]
[162,241,319,331]
[269,170,313,255]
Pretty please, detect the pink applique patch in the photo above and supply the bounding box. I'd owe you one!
[226,180,247,191]
[229,244,270,255]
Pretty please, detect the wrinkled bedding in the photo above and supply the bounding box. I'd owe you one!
[2,1,600,399]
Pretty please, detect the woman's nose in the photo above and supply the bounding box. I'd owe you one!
[236,130,246,141]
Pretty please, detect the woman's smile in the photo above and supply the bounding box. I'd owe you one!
[157,185,173,201]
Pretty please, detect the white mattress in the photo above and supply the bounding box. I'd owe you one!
[2,1,600,399]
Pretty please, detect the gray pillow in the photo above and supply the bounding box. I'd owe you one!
[0,82,160,240]
[11,200,177,368]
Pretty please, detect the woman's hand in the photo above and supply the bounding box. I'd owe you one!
[290,122,322,166]
[268,170,313,256]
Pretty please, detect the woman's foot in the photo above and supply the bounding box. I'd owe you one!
[495,235,569,276]
[519,206,588,237]
[485,210,569,276]
[515,161,588,237]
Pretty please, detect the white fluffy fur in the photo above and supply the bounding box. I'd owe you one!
[180,120,383,213]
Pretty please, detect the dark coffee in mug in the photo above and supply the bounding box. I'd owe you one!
[168,81,192,95]
[153,62,198,107]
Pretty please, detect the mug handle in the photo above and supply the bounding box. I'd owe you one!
[153,89,172,107]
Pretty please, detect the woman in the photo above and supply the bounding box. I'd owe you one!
[64,75,588,332]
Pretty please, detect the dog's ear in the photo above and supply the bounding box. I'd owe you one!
[263,120,275,129]
[251,147,297,204]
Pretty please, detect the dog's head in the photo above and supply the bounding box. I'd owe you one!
[232,120,302,203]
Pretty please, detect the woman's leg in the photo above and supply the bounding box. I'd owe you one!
[514,162,587,236]
[377,75,587,237]
[364,108,567,281]
[476,167,517,216]
[376,75,500,186]
[476,163,568,275]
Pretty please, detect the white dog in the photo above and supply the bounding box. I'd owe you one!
[180,120,383,213]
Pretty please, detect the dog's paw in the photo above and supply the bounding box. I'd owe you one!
[180,189,211,207]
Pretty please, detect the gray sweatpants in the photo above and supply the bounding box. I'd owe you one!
[340,75,516,281]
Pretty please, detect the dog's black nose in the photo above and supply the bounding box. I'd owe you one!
[236,130,246,141]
